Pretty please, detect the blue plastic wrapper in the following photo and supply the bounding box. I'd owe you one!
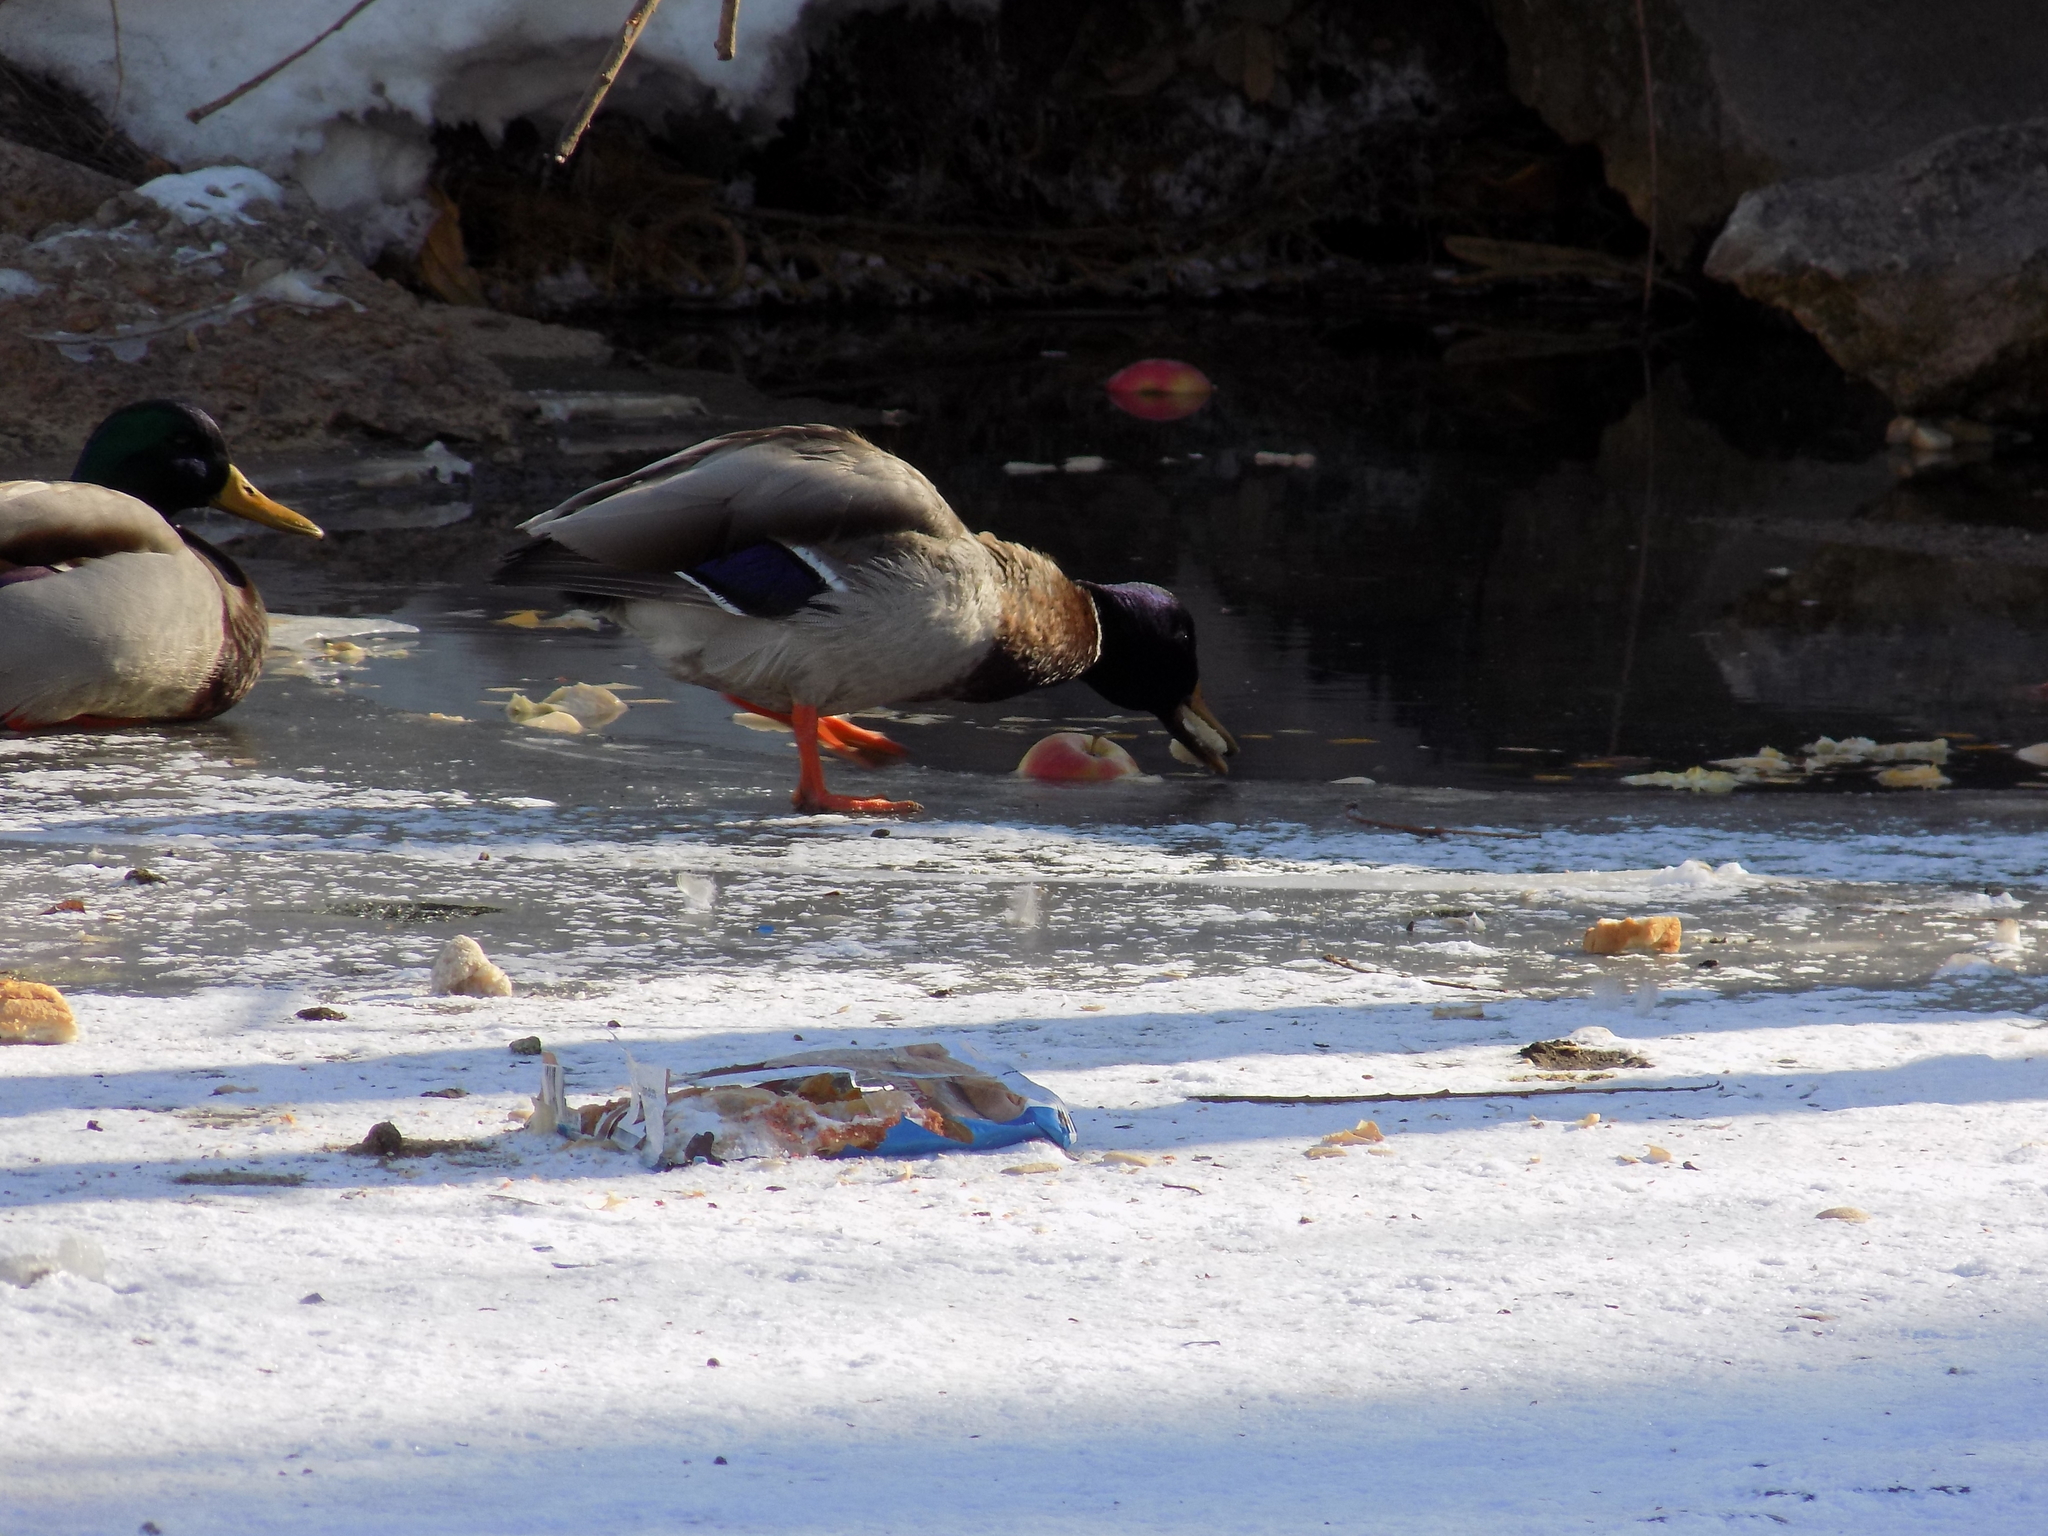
[548,1041,1077,1164]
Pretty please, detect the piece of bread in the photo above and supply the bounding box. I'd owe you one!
[0,979,77,1044]
[1581,916,1682,955]
[430,935,513,997]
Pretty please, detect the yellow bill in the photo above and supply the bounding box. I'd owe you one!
[212,465,323,538]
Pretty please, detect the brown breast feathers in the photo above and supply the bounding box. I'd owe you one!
[947,534,1101,703]
[179,529,269,720]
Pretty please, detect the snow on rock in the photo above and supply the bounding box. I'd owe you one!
[0,0,987,260]
[0,169,521,457]
[136,165,287,226]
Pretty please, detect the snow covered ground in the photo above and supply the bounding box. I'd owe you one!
[5,624,2048,1533]
[0,0,947,258]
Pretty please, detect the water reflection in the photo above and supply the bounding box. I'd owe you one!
[635,309,2048,786]
[25,307,2047,789]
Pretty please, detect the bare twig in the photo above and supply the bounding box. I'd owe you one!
[1632,0,1659,318]
[1319,955,1493,993]
[1341,806,1538,840]
[186,0,384,124]
[553,0,668,165]
[1192,1081,1719,1106]
[716,0,741,61]
[108,0,124,121]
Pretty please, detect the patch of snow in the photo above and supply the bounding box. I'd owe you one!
[0,1,998,258]
[136,165,285,225]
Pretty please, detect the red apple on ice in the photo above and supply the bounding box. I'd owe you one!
[1105,358,1213,421]
[1017,732,1144,782]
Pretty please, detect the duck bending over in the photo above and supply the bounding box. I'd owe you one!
[0,400,324,729]
[492,425,1237,813]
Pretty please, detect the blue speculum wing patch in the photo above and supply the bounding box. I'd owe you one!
[683,542,829,617]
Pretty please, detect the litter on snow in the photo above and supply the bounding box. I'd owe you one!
[530,1042,1076,1165]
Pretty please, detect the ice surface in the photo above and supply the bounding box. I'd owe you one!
[4,625,2048,1531]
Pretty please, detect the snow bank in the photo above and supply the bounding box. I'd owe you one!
[0,0,987,259]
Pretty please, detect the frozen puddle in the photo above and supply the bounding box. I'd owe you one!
[4,667,2048,1533]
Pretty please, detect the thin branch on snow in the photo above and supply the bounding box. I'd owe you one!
[553,0,670,165]
[186,0,385,124]
[1194,1082,1720,1106]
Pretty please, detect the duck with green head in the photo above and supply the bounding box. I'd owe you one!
[0,400,323,729]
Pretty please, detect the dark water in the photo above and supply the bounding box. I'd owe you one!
[218,306,2048,790]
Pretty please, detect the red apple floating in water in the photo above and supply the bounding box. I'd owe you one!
[1017,732,1144,782]
[1105,358,1213,422]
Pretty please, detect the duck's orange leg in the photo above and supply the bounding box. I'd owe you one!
[724,694,908,767]
[791,704,920,815]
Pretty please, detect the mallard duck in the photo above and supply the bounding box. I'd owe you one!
[0,400,323,729]
[493,424,1237,813]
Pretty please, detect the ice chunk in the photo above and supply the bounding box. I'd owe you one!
[673,873,717,912]
[0,1234,104,1287]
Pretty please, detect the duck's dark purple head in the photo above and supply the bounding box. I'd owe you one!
[1075,581,1238,773]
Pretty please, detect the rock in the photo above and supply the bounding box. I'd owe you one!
[1487,0,2048,261]
[430,935,513,998]
[507,1035,544,1056]
[1518,1038,1652,1070]
[1706,121,2048,419]
[432,306,611,365]
[295,1005,348,1021]
[357,1122,405,1156]
[0,979,76,1044]
[0,161,523,460]
[0,137,127,237]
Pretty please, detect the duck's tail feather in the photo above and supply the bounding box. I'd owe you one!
[490,538,699,604]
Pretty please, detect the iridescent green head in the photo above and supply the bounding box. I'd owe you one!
[73,400,322,536]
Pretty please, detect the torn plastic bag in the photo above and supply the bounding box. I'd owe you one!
[549,1042,1076,1166]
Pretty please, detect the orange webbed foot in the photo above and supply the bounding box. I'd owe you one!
[727,694,909,767]
[787,702,918,815]
[815,714,909,767]
[792,789,922,816]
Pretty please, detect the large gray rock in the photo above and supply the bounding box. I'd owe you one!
[0,137,127,236]
[1486,0,2048,261]
[1705,121,2048,420]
